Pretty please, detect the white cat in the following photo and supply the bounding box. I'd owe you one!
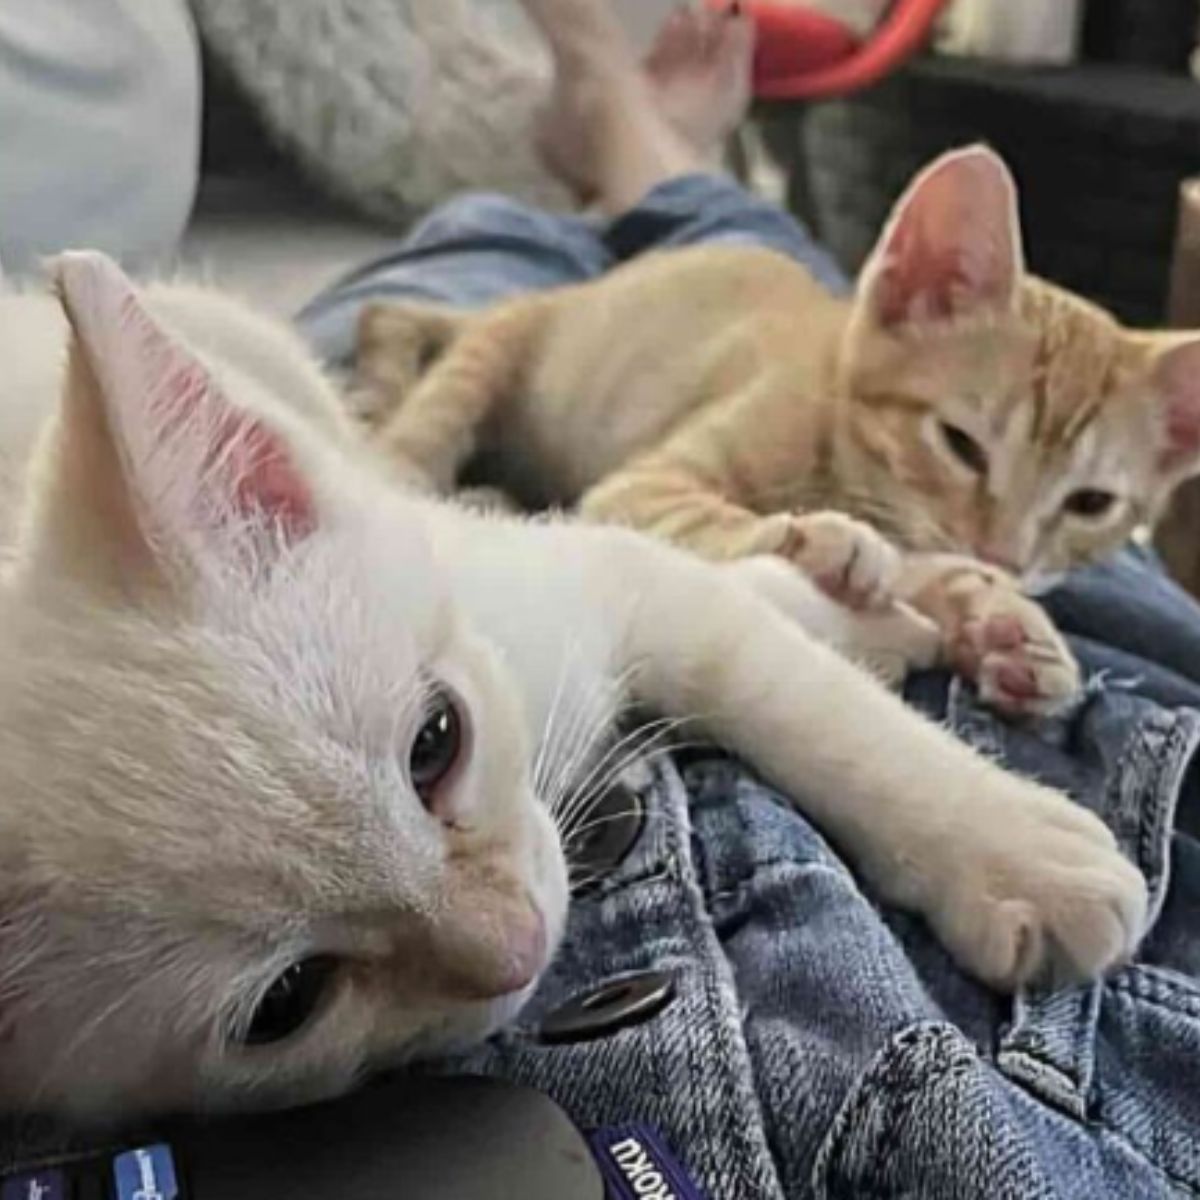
[0,253,1144,1121]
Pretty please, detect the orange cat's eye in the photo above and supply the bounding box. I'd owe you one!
[1063,489,1117,519]
[938,422,988,474]
[410,687,466,815]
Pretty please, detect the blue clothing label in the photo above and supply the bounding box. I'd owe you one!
[589,1124,706,1200]
[0,1170,66,1200]
[113,1144,179,1200]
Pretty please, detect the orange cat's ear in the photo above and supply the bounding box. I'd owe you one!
[25,252,318,595]
[856,145,1025,332]
[1150,338,1200,478]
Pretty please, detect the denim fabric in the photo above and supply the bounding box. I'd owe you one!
[437,551,1200,1197]
[295,174,849,370]
[296,181,1200,1197]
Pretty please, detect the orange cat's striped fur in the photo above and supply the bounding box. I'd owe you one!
[356,147,1200,718]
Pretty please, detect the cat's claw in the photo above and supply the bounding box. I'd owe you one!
[773,511,902,611]
[907,561,1082,717]
[952,585,1080,718]
[927,780,1147,989]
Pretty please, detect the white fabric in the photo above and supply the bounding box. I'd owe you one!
[937,0,1083,65]
[0,0,201,276]
[189,0,699,222]
[190,0,572,222]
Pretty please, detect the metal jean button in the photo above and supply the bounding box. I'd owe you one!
[538,971,677,1045]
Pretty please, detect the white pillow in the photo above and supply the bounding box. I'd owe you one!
[0,0,200,277]
[191,0,568,223]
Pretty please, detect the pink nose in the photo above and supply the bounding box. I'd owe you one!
[492,903,548,996]
[438,900,549,1001]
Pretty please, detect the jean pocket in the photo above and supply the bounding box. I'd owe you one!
[814,1019,1188,1200]
[990,700,1200,1192]
[813,1023,1060,1200]
[1090,966,1200,1194]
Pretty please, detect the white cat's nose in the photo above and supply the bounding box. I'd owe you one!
[489,902,548,997]
[436,897,549,1001]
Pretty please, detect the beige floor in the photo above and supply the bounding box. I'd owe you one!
[179,178,399,318]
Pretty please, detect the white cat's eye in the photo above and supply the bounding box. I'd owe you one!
[937,421,989,474]
[237,955,340,1048]
[410,687,466,815]
[1063,489,1118,520]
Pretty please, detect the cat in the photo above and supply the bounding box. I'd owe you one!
[354,144,1200,720]
[0,251,1144,1122]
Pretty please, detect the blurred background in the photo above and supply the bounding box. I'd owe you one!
[194,0,1200,325]
[1,0,1197,326]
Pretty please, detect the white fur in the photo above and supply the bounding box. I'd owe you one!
[0,257,1146,1121]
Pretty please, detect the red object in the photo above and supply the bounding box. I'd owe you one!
[708,0,950,100]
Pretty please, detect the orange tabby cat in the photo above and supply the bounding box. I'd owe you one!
[355,146,1200,717]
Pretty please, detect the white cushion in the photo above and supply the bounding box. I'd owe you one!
[0,0,200,277]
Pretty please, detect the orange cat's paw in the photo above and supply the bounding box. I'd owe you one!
[769,511,900,611]
[961,598,1081,718]
[921,565,1081,718]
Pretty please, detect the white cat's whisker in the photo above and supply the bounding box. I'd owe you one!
[555,720,703,840]
[551,715,669,834]
[563,808,665,864]
[544,666,613,821]
[541,662,636,822]
[540,679,609,822]
[531,640,579,801]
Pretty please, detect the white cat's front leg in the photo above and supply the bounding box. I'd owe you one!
[726,555,939,686]
[604,534,1145,990]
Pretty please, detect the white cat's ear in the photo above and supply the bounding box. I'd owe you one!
[30,252,317,593]
[1150,337,1200,478]
[856,145,1025,332]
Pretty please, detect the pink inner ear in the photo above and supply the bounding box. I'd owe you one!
[119,292,317,543]
[867,147,1022,329]
[56,251,317,550]
[1155,341,1200,474]
[229,421,316,534]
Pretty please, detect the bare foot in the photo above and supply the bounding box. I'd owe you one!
[644,7,755,152]
[524,0,749,212]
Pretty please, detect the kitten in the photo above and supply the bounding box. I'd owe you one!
[356,145,1200,719]
[0,253,1143,1122]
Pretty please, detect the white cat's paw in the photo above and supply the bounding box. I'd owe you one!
[930,784,1147,989]
[850,607,942,686]
[770,511,901,611]
[729,555,940,685]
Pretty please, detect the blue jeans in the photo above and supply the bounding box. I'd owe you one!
[298,174,849,367]
[299,178,1200,1198]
